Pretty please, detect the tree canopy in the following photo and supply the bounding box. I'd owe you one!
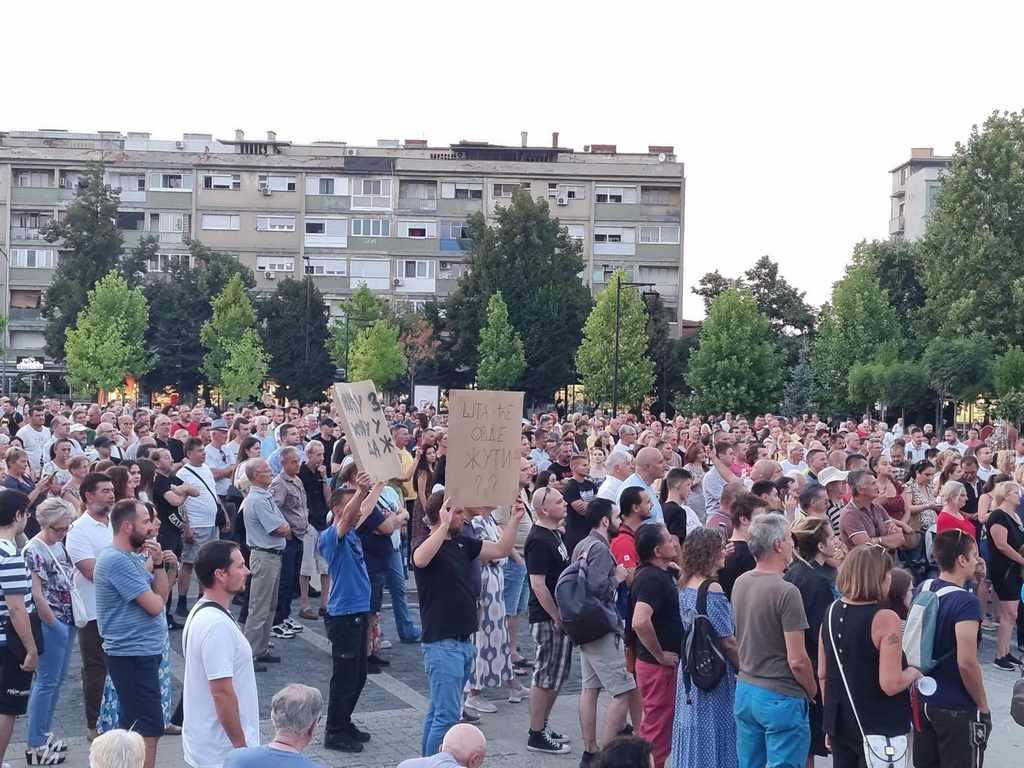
[348,319,407,390]
[257,277,334,402]
[476,291,526,391]
[219,328,270,404]
[201,273,257,386]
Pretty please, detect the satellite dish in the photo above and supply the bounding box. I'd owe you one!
[657,152,667,162]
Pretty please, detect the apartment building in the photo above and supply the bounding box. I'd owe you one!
[889,147,951,241]
[0,128,685,373]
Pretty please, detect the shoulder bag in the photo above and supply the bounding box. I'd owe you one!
[183,466,228,530]
[827,602,909,767]
[39,539,89,629]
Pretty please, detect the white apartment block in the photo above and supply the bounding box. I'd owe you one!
[0,128,685,370]
[889,147,951,241]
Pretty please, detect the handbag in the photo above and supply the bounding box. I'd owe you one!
[184,466,229,529]
[39,539,89,630]
[827,602,909,767]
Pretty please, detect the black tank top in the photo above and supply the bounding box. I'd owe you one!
[823,602,912,739]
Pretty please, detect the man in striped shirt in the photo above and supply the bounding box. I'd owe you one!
[0,489,37,767]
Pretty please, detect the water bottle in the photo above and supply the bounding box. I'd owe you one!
[917,676,937,696]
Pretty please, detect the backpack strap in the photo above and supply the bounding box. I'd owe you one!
[696,578,716,615]
[935,585,964,598]
[183,600,234,658]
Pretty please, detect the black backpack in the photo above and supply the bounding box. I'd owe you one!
[681,579,728,702]
[554,541,617,646]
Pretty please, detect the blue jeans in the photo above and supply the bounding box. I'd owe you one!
[386,546,420,642]
[502,559,529,616]
[421,639,474,756]
[734,681,810,768]
[27,620,76,748]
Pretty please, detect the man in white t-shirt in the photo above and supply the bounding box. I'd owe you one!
[175,437,221,617]
[16,405,51,475]
[183,539,259,768]
[66,472,115,739]
[779,444,808,476]
[597,450,634,502]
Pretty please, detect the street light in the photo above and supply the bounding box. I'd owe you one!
[602,267,656,418]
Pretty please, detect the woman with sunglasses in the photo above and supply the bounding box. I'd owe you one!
[24,498,77,765]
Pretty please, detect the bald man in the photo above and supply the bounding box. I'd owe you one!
[615,446,666,524]
[747,459,782,484]
[397,724,487,768]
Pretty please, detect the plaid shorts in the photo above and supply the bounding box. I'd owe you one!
[531,620,573,691]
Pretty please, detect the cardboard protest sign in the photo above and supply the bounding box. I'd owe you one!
[447,389,524,507]
[331,381,403,483]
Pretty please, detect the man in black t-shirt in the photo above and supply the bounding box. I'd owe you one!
[151,448,200,627]
[629,523,683,768]
[562,454,598,554]
[545,441,574,483]
[523,486,573,755]
[413,490,522,757]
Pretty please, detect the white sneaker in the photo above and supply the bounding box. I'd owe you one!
[465,695,497,713]
[507,687,525,703]
[380,639,394,649]
[271,624,296,639]
[283,618,304,633]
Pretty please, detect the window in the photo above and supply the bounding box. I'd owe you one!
[595,185,638,204]
[594,232,622,243]
[154,212,189,233]
[358,179,384,196]
[306,221,325,235]
[149,172,193,191]
[440,182,483,200]
[926,181,941,217]
[10,249,56,268]
[492,183,517,198]
[548,183,584,201]
[14,170,53,188]
[350,259,390,278]
[147,253,193,273]
[116,212,145,231]
[639,225,680,244]
[565,224,585,242]
[399,181,438,201]
[440,220,470,240]
[592,267,634,283]
[351,178,392,209]
[201,214,241,231]
[203,174,241,190]
[641,186,676,205]
[12,212,53,230]
[401,260,434,279]
[304,175,350,196]
[256,256,295,272]
[305,218,346,236]
[161,174,184,189]
[110,173,146,192]
[399,221,437,239]
[305,258,346,276]
[351,218,390,237]
[257,175,297,192]
[256,216,296,232]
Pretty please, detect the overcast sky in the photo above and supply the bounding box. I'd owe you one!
[5,1,1020,318]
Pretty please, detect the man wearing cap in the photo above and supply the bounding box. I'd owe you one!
[817,466,849,537]
[205,419,238,514]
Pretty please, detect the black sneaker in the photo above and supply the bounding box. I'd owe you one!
[460,709,480,724]
[580,750,598,768]
[367,663,382,675]
[545,728,571,744]
[1006,652,1023,665]
[343,723,371,743]
[994,655,1017,671]
[256,654,281,663]
[324,734,364,753]
[367,654,390,667]
[528,729,571,754]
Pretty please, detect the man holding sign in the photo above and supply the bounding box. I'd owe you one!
[413,491,524,756]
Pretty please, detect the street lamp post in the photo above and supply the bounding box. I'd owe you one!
[603,268,656,418]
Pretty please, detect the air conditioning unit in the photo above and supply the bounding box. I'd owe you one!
[393,277,402,286]
[260,185,272,196]
[175,141,185,149]
[439,261,450,270]
[557,196,568,206]
[345,149,358,156]
[265,271,276,280]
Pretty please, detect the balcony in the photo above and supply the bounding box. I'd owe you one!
[395,276,436,294]
[304,233,348,249]
[305,195,352,214]
[10,227,48,242]
[889,216,905,235]
[7,308,46,331]
[12,187,62,205]
[397,197,438,213]
[593,241,636,257]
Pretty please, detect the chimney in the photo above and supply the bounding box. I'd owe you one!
[234,129,244,142]
[267,130,277,142]
[552,131,560,148]
[590,144,617,154]
[521,131,528,148]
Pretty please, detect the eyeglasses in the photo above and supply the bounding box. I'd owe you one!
[535,487,552,510]
[49,525,69,534]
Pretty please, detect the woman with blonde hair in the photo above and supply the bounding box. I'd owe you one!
[985,480,1024,670]
[820,545,919,768]
[996,449,1016,477]
[88,730,144,768]
[60,455,91,515]
[936,480,975,538]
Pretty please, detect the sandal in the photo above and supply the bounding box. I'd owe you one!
[25,745,65,766]
[299,607,319,620]
[164,724,183,735]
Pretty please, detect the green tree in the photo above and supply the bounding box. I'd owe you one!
[992,391,1024,429]
[646,293,694,415]
[64,271,150,394]
[327,283,391,368]
[258,278,334,402]
[920,110,1024,347]
[41,163,147,359]
[687,288,783,414]
[438,192,592,402]
[349,319,407,390]
[780,342,815,417]
[922,334,993,405]
[848,362,883,416]
[850,239,925,353]
[476,292,526,390]
[397,312,440,397]
[992,346,1024,397]
[201,274,257,386]
[143,240,255,397]
[811,265,901,415]
[219,329,270,403]
[575,272,654,407]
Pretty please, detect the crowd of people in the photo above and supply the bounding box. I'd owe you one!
[0,395,1020,768]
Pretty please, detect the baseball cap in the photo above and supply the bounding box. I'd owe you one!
[211,419,229,432]
[69,424,87,433]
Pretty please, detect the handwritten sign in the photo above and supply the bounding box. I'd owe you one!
[332,381,403,484]
[447,389,524,507]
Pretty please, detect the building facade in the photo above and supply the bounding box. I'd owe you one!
[0,128,685,372]
[889,147,951,241]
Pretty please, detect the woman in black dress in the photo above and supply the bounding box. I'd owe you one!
[820,545,921,768]
[784,516,838,766]
[985,480,1024,669]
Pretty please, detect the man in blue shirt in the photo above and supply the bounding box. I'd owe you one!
[914,530,991,768]
[95,498,178,768]
[616,447,666,524]
[318,473,372,753]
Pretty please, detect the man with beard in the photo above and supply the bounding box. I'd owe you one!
[95,499,178,768]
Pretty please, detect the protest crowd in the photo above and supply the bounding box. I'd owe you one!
[0,394,1020,768]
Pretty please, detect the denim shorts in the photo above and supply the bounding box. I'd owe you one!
[503,559,529,617]
[181,526,218,564]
